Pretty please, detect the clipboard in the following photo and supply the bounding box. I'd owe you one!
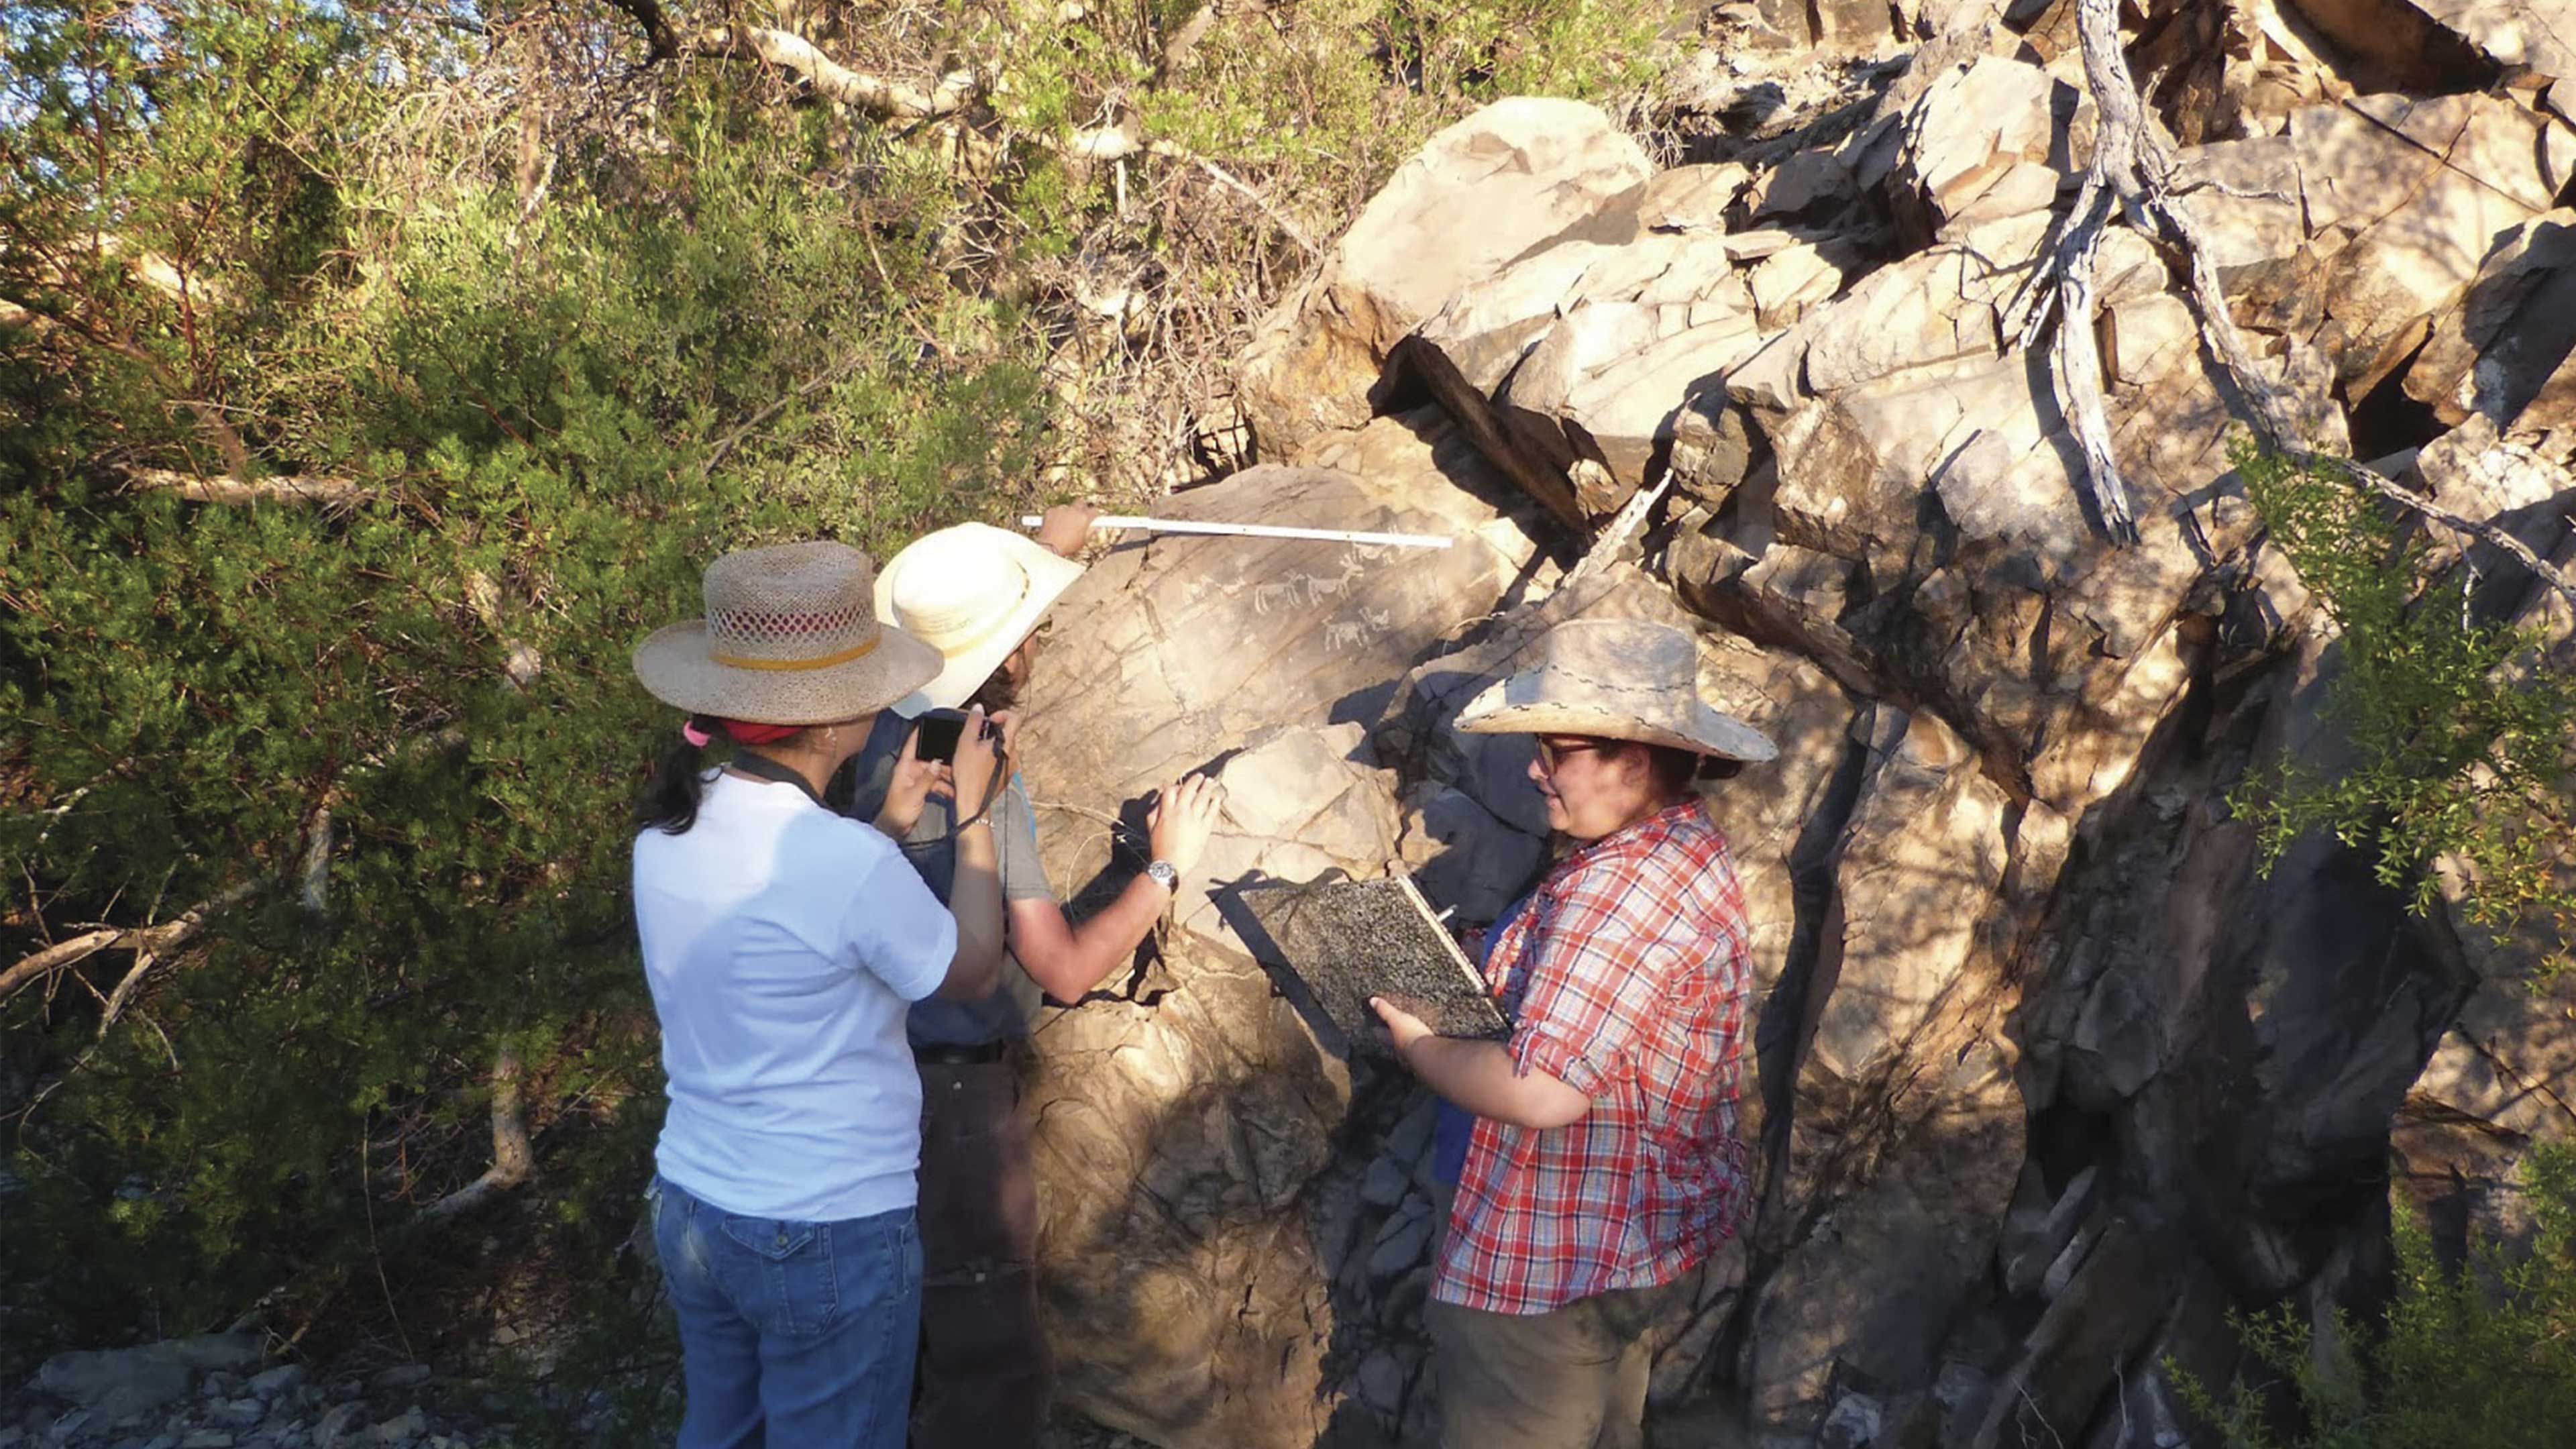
[1230,872,1510,1053]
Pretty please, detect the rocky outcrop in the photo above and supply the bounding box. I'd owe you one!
[1011,411,1548,1446]
[1234,102,1652,465]
[1013,5,2576,1447]
[9,1344,517,1449]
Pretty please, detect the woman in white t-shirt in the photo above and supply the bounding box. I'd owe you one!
[631,540,1008,1449]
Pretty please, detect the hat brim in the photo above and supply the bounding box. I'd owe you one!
[1454,678,1780,764]
[877,529,1086,710]
[633,620,944,726]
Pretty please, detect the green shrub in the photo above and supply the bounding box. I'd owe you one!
[2229,440,2576,977]
[2177,1143,2576,1448]
[1,1,1046,1352]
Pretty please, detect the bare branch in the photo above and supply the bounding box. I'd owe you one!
[0,881,258,1004]
[2008,0,2155,543]
[2023,0,2576,607]
[694,25,975,119]
[462,569,544,688]
[602,0,680,63]
[1159,3,1221,78]
[123,466,376,506]
[2312,452,2576,604]
[1182,154,1319,256]
[413,1045,535,1224]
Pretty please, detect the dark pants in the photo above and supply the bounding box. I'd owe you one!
[1428,1267,1704,1449]
[913,1057,1049,1449]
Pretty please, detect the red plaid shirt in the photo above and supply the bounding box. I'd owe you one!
[1432,800,1754,1316]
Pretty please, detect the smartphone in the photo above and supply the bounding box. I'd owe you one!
[913,709,968,763]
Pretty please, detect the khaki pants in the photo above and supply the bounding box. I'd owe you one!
[913,1057,1049,1449]
[1426,1268,1703,1449]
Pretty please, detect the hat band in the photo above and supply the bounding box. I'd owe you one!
[709,633,881,672]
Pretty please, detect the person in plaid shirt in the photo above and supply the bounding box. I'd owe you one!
[1372,617,1775,1449]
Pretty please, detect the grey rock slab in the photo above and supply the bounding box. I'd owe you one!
[1352,1347,1410,1417]
[32,1344,195,1423]
[1367,1212,1435,1279]
[244,1367,305,1400]
[1359,1155,1409,1210]
[308,1405,361,1449]
[365,1367,429,1392]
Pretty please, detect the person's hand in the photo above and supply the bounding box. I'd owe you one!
[987,708,1022,765]
[1371,996,1433,1054]
[1035,503,1102,558]
[948,704,1003,817]
[875,726,952,837]
[1146,771,1222,874]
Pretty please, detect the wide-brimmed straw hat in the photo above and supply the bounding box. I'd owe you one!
[633,540,942,725]
[1456,617,1778,763]
[875,522,1085,710]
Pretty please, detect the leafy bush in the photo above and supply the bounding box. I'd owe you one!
[2229,440,2576,976]
[1,1,1046,1353]
[1,0,1680,1371]
[2177,1143,2576,1448]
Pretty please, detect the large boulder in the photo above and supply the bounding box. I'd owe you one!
[1234,101,1652,461]
[1014,411,1542,1448]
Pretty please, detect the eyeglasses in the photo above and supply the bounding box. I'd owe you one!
[1534,737,1613,773]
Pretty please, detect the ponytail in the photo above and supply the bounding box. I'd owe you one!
[639,715,719,835]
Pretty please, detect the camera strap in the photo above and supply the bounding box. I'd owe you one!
[726,748,828,811]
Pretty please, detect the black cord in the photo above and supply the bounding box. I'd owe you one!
[896,761,1009,855]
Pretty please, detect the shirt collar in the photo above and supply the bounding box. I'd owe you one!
[1554,798,1707,874]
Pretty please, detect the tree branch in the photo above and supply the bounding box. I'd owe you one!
[0,881,258,1004]
[2021,0,2576,606]
[412,1045,535,1224]
[602,0,680,63]
[694,24,976,119]
[123,466,375,506]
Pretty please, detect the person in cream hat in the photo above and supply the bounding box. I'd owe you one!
[843,506,1222,1449]
[1370,616,1769,1449]
[630,539,1010,1449]
[872,520,1089,711]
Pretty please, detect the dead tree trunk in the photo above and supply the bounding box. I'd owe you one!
[2019,0,2576,604]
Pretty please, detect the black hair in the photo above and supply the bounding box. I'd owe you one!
[639,715,718,836]
[1643,743,1742,798]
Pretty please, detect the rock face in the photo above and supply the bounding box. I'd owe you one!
[1013,411,1548,1447]
[1016,9,2576,1448]
[1234,101,1652,464]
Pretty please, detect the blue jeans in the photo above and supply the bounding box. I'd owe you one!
[650,1175,922,1448]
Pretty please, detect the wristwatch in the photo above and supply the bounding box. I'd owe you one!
[1144,859,1179,893]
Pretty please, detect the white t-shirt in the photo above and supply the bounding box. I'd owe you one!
[633,771,956,1222]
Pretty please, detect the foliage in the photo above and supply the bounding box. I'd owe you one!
[0,0,1678,1375]
[2174,1142,2576,1448]
[2229,439,2576,975]
[0,0,1045,1354]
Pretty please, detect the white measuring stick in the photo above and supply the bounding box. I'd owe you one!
[1018,514,1453,549]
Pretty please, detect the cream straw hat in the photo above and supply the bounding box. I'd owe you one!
[632,540,941,724]
[1455,617,1778,762]
[875,522,1086,710]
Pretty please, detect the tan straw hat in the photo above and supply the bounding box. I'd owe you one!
[875,522,1085,710]
[632,540,941,724]
[1456,617,1778,763]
